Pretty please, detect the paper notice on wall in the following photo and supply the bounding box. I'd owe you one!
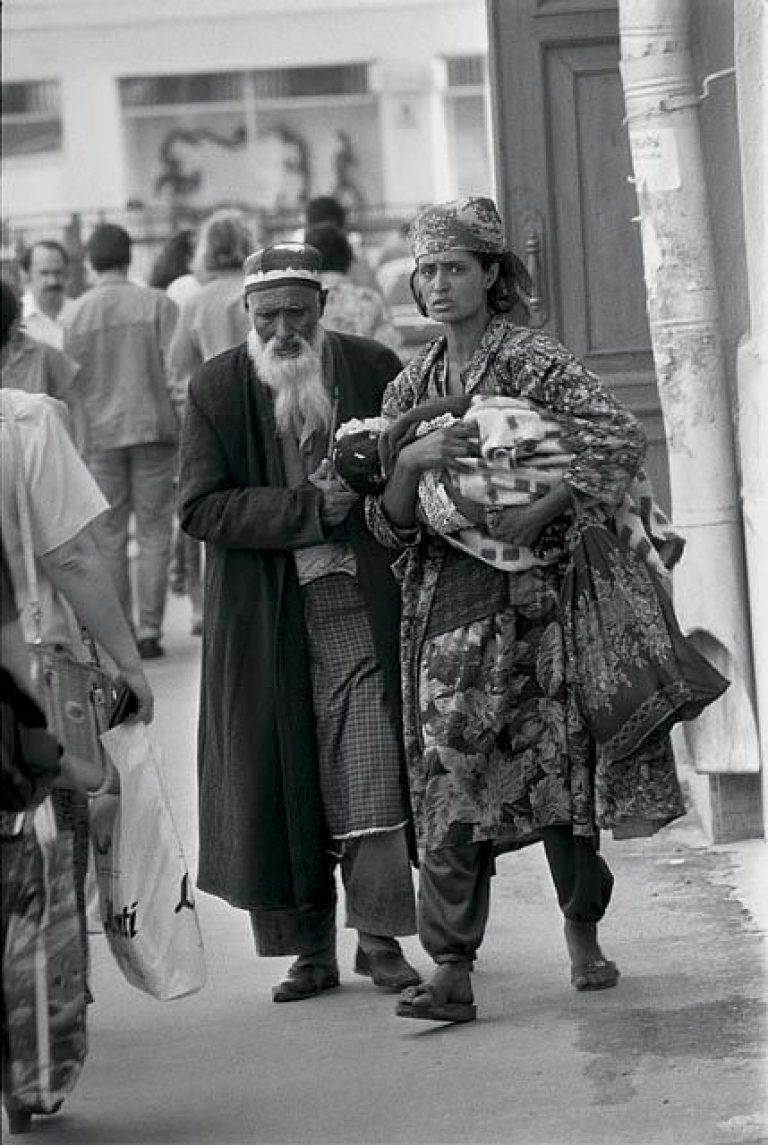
[632,127,681,191]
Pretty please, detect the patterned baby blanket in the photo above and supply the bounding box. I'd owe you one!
[416,396,683,577]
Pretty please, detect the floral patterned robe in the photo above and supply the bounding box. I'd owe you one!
[367,316,685,852]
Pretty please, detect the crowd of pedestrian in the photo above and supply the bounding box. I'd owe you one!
[2,190,715,1132]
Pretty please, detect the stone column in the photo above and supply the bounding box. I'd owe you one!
[734,0,768,837]
[619,0,760,833]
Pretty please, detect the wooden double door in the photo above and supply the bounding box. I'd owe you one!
[487,0,670,508]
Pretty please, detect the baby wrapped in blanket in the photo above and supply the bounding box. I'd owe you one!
[333,396,682,578]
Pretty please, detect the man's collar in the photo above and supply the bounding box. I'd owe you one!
[22,291,74,322]
[93,270,130,287]
[21,291,41,318]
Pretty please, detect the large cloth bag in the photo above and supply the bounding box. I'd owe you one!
[559,514,730,762]
[1,798,87,1116]
[89,722,206,1000]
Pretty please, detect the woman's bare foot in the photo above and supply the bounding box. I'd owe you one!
[564,920,620,991]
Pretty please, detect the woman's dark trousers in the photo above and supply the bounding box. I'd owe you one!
[418,826,614,964]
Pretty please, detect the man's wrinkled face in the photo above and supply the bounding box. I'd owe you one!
[27,245,68,311]
[246,284,323,357]
[246,283,329,440]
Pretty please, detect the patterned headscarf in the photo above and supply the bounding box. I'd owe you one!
[407,197,532,318]
[408,197,506,260]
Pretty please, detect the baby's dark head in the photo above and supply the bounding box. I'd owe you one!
[332,418,388,495]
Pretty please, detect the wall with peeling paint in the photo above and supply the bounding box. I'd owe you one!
[691,0,750,440]
[620,0,763,841]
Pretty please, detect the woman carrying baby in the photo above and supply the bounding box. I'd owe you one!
[365,196,685,1023]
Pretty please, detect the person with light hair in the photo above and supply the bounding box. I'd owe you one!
[167,209,258,633]
[168,208,256,386]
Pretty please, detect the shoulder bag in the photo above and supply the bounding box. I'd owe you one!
[8,412,117,766]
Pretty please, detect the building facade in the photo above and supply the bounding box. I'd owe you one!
[2,0,492,265]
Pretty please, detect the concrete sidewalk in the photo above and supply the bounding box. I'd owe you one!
[39,817,768,1145]
[5,598,766,1145]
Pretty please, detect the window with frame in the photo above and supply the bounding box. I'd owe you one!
[1,80,63,157]
[443,55,491,197]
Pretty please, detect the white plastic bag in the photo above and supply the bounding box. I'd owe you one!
[89,722,206,1000]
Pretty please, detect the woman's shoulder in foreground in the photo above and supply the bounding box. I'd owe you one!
[492,317,572,359]
[401,334,446,377]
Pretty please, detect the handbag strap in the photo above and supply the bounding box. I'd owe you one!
[3,408,44,646]
[3,404,103,669]
[28,795,58,843]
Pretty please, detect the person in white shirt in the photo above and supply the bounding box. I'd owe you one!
[20,239,78,351]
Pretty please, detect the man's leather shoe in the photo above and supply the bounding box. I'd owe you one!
[354,946,421,993]
[272,958,340,1003]
[137,637,164,660]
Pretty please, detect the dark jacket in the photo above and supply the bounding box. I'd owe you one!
[178,332,404,913]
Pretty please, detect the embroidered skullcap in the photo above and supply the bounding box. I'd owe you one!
[408,197,507,261]
[243,242,323,296]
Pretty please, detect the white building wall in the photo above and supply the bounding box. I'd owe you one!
[2,0,489,218]
[372,63,438,207]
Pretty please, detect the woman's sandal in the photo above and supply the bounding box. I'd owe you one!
[570,957,620,991]
[4,1099,62,1135]
[564,920,620,992]
[395,980,477,1023]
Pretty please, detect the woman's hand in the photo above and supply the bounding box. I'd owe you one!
[382,419,481,531]
[441,471,487,526]
[121,667,154,724]
[398,421,481,477]
[486,502,550,547]
[486,482,573,547]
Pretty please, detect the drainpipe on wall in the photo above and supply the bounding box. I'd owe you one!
[734,0,768,838]
[618,0,761,833]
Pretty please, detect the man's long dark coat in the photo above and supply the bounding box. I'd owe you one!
[177,333,406,928]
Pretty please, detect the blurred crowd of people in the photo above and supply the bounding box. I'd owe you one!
[0,196,408,652]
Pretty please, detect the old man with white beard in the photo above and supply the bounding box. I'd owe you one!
[178,243,420,1002]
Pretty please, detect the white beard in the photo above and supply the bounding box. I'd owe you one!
[247,327,331,445]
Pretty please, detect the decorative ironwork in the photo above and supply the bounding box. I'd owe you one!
[1,81,63,156]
